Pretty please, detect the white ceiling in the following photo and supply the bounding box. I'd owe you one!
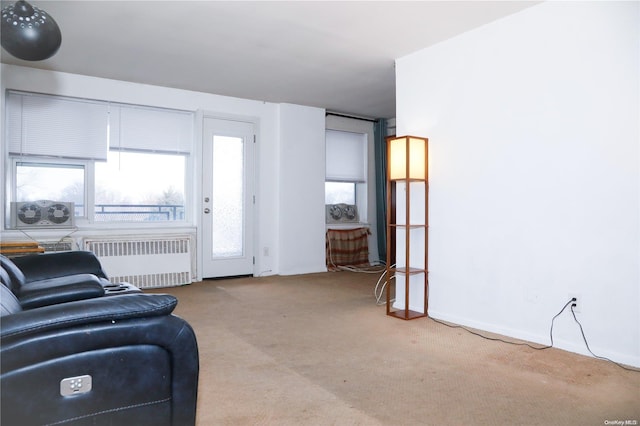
[1,1,539,118]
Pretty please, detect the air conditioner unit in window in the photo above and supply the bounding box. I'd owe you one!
[326,203,359,224]
[10,200,75,229]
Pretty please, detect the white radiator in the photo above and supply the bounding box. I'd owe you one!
[84,236,192,289]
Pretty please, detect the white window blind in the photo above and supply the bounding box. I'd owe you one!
[325,129,366,182]
[111,104,193,154]
[7,91,109,161]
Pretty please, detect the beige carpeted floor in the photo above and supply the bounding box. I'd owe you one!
[150,271,639,426]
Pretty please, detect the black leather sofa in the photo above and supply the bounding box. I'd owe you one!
[1,251,142,310]
[0,251,114,309]
[1,252,199,425]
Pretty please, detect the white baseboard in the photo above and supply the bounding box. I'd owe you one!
[428,309,640,369]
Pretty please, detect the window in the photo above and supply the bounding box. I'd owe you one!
[325,129,367,220]
[16,161,86,216]
[325,182,355,205]
[95,151,186,222]
[5,91,193,227]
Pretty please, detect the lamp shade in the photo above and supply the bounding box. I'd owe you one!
[1,0,61,61]
[388,136,428,180]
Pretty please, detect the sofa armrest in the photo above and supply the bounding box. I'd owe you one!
[11,251,109,282]
[18,274,106,309]
[1,293,177,342]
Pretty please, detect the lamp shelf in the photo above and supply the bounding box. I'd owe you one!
[391,267,427,275]
[387,309,427,321]
[390,224,427,229]
[390,178,427,182]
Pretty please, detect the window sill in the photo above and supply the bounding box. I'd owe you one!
[1,224,197,241]
[325,222,370,229]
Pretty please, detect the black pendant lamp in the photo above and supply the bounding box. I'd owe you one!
[1,0,61,61]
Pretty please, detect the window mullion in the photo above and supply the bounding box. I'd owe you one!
[86,160,96,223]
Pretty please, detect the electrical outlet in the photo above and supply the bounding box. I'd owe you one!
[568,293,581,313]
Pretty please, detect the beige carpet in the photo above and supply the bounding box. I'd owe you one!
[149,271,639,426]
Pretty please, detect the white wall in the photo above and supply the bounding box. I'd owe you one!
[396,1,639,366]
[277,103,327,275]
[1,65,328,277]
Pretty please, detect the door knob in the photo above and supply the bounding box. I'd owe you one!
[204,208,210,214]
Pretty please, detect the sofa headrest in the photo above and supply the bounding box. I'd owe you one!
[1,293,177,340]
[10,251,109,281]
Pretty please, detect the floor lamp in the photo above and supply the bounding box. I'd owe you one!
[385,135,429,320]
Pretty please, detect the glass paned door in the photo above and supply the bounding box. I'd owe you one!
[202,117,254,278]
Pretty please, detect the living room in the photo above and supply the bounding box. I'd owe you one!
[0,1,638,424]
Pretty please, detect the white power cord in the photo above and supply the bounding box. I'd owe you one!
[374,264,396,306]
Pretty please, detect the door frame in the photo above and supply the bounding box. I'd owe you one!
[195,111,259,281]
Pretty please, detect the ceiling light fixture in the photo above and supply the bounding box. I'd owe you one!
[1,0,61,61]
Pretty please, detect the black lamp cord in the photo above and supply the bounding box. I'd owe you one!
[568,304,637,372]
[429,299,639,373]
